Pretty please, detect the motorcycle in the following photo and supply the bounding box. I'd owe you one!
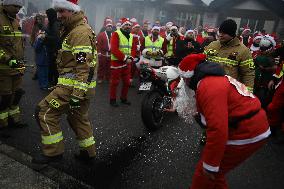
[139,63,185,130]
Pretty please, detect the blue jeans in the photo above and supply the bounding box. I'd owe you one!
[37,66,49,89]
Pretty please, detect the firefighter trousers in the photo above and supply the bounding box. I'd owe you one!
[36,86,96,157]
[0,74,23,128]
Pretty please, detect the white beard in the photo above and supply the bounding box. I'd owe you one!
[173,82,196,124]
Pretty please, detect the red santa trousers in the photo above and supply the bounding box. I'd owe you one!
[109,65,131,100]
[97,55,111,81]
[190,139,266,189]
[267,80,284,131]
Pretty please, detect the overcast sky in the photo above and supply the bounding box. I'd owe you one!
[202,0,214,5]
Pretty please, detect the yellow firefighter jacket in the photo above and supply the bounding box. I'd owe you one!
[56,11,97,100]
[0,6,24,76]
[204,37,255,91]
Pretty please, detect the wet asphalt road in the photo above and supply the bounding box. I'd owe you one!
[0,46,284,189]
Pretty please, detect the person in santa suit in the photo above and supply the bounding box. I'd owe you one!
[165,25,184,66]
[196,26,205,45]
[141,20,150,38]
[130,22,144,87]
[253,36,277,108]
[177,53,270,189]
[160,21,173,39]
[97,21,113,84]
[250,35,263,59]
[109,18,138,107]
[240,27,253,47]
[267,43,284,144]
[99,16,113,33]
[140,26,167,68]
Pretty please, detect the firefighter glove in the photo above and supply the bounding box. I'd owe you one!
[8,59,19,68]
[69,98,80,109]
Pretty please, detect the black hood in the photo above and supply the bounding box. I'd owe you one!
[189,61,225,90]
[46,8,57,24]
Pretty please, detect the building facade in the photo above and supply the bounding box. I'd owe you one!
[2,0,283,38]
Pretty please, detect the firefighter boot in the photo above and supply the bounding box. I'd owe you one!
[32,154,63,164]
[74,150,96,165]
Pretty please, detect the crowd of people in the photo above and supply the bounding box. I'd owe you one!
[0,0,283,188]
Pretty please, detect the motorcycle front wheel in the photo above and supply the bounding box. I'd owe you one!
[141,91,164,131]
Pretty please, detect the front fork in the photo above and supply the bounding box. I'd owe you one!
[161,96,176,112]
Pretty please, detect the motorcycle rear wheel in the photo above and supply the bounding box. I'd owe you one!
[141,91,164,131]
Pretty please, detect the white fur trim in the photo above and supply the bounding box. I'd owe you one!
[152,26,160,32]
[227,128,270,145]
[52,0,80,12]
[166,34,173,41]
[185,30,195,36]
[166,22,173,28]
[253,36,263,41]
[121,21,132,27]
[170,26,178,30]
[250,45,259,52]
[178,68,194,78]
[203,162,219,172]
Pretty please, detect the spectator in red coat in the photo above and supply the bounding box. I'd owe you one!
[177,54,270,189]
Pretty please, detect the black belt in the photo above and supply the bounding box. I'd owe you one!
[229,109,261,128]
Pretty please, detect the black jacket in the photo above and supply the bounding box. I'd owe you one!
[176,38,202,60]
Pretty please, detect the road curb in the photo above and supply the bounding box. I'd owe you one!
[0,142,94,189]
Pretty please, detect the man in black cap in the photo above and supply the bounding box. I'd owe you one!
[204,19,255,92]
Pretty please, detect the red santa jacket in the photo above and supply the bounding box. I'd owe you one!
[196,75,270,172]
[97,31,112,56]
[239,36,253,47]
[132,32,145,57]
[110,30,138,68]
[196,34,205,45]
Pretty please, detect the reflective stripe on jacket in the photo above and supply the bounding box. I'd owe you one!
[56,11,97,99]
[204,38,255,91]
[0,6,24,75]
[144,36,164,52]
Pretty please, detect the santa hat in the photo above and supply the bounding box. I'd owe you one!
[151,26,160,32]
[132,22,140,29]
[143,20,150,25]
[120,17,132,27]
[253,35,263,42]
[185,30,195,36]
[170,25,178,31]
[166,22,174,28]
[105,21,113,27]
[242,26,251,34]
[103,17,113,26]
[130,18,138,23]
[52,0,80,12]
[178,54,207,78]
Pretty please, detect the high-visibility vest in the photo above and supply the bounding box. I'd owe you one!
[166,39,173,57]
[144,36,164,52]
[111,29,133,61]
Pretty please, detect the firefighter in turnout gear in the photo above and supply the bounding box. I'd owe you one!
[0,0,25,129]
[32,0,98,164]
[204,19,255,92]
